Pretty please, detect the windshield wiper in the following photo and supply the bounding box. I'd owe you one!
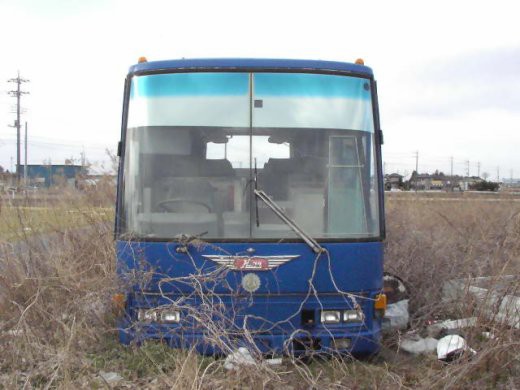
[254,189,324,254]
[254,159,260,227]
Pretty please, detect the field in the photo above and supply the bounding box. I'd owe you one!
[0,188,519,388]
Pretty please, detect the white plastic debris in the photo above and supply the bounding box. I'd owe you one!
[5,328,24,337]
[224,347,257,370]
[442,276,520,329]
[436,335,467,361]
[383,299,409,330]
[427,317,477,337]
[264,357,282,366]
[99,371,123,384]
[481,331,496,340]
[400,335,438,354]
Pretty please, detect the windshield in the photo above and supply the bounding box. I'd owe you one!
[121,71,380,240]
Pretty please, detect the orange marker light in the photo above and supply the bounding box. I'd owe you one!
[112,293,126,313]
[374,293,387,310]
[138,56,148,63]
[355,58,365,65]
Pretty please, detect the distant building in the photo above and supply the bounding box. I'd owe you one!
[462,176,484,191]
[20,164,86,188]
[409,172,468,191]
[384,173,404,190]
[410,172,447,190]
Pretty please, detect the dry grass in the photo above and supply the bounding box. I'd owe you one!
[0,189,519,388]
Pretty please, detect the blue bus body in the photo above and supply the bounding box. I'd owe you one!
[115,58,385,356]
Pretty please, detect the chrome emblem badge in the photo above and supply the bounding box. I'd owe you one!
[202,255,300,271]
[242,273,261,292]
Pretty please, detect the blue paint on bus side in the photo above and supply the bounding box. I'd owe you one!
[116,240,383,355]
[117,241,383,293]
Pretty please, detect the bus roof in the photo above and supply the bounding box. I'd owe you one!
[128,58,373,77]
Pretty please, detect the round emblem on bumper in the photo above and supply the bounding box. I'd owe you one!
[241,273,261,293]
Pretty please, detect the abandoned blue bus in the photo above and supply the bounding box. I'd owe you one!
[115,58,386,356]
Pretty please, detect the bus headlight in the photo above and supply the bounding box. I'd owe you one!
[137,309,157,322]
[343,310,364,323]
[160,310,180,323]
[321,310,341,324]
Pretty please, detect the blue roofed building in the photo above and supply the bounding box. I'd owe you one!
[21,164,85,188]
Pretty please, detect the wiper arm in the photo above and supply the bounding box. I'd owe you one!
[254,189,324,254]
[254,158,260,227]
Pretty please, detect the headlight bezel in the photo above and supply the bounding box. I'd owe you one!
[320,310,342,324]
[343,309,365,323]
[137,308,181,323]
[137,309,158,322]
[320,309,366,324]
[160,310,181,323]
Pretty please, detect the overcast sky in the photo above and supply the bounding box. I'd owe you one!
[0,0,519,178]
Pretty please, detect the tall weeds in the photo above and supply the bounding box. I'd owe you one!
[0,189,518,388]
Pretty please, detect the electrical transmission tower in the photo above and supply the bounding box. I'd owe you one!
[8,71,29,184]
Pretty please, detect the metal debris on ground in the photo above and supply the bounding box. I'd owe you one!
[443,275,520,329]
[426,317,477,338]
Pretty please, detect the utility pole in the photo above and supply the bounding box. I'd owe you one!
[450,156,454,177]
[8,71,29,185]
[81,146,86,168]
[477,162,481,178]
[466,160,470,177]
[414,150,419,192]
[24,122,28,187]
[497,166,500,182]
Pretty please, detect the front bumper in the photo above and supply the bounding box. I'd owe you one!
[117,292,382,356]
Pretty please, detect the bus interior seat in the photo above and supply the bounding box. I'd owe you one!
[200,159,235,177]
[261,158,300,200]
[261,157,326,200]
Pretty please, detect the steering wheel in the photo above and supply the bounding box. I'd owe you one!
[156,198,212,213]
